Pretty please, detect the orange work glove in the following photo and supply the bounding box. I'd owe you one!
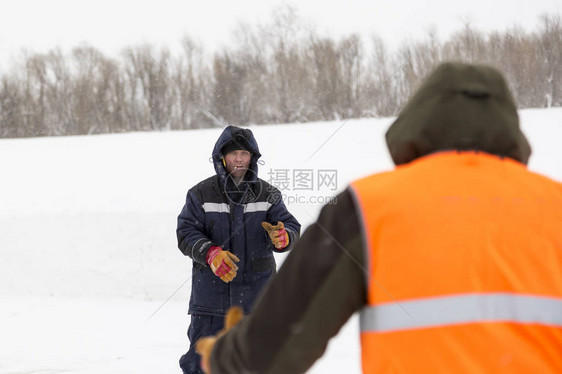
[196,306,244,374]
[261,221,289,249]
[206,246,240,283]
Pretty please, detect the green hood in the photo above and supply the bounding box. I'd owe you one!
[386,62,531,165]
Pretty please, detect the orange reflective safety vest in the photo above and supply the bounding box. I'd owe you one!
[350,152,562,373]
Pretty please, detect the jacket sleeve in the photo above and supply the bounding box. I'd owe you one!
[209,188,367,374]
[266,192,301,253]
[176,189,216,265]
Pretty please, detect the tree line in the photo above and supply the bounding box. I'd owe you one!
[0,9,560,138]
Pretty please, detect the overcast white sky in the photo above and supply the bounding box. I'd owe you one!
[0,0,560,71]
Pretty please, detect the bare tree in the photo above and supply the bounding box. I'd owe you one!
[443,21,487,63]
[122,45,174,131]
[212,51,249,125]
[173,36,214,129]
[266,4,314,123]
[338,34,364,118]
[309,36,341,120]
[538,14,562,107]
[0,75,23,137]
[230,23,271,125]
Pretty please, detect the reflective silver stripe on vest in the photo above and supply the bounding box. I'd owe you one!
[244,202,272,213]
[360,293,562,333]
[202,203,230,213]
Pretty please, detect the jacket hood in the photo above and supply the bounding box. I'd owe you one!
[212,125,262,182]
[386,62,531,165]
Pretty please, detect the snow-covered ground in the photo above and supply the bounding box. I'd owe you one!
[1,108,561,373]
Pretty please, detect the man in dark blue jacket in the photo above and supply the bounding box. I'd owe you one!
[177,125,300,374]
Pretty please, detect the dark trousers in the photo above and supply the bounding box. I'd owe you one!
[179,314,224,374]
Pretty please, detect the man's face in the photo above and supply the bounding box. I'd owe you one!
[224,150,251,179]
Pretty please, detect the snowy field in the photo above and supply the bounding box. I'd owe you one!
[1,108,561,373]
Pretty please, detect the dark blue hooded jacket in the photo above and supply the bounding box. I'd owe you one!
[177,126,301,316]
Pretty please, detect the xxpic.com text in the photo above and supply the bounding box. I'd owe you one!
[282,194,337,205]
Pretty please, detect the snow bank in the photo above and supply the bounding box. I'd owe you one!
[1,108,560,373]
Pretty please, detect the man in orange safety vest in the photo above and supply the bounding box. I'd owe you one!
[196,62,562,374]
